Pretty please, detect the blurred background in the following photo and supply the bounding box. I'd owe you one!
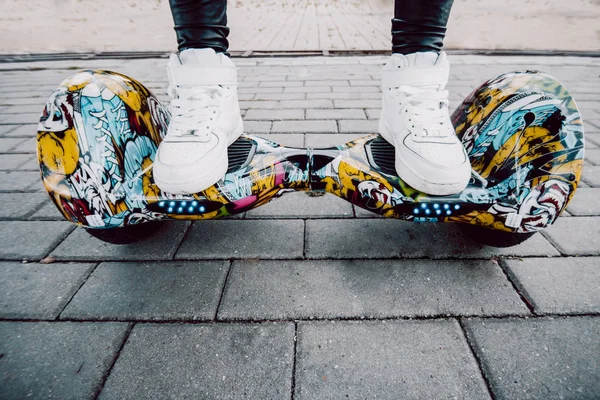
[1,0,599,54]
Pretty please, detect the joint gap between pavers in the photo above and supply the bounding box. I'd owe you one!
[171,221,195,260]
[57,261,101,320]
[302,220,307,259]
[214,260,234,321]
[92,322,135,400]
[457,318,497,400]
[497,259,537,315]
[291,321,298,400]
[38,224,76,262]
[3,312,599,325]
[539,230,567,255]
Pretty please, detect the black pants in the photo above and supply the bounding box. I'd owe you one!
[169,0,453,54]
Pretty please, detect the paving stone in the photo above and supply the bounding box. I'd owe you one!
[306,109,365,120]
[253,92,305,101]
[259,133,304,147]
[542,216,600,255]
[272,120,337,133]
[51,222,190,261]
[338,119,379,133]
[581,164,600,186]
[0,153,33,169]
[99,323,294,399]
[585,148,600,165]
[0,137,27,152]
[306,92,380,100]
[0,321,129,400]
[242,120,271,133]
[0,262,95,319]
[29,200,65,220]
[306,219,560,259]
[276,99,334,109]
[0,171,40,191]
[332,86,380,93]
[284,86,332,93]
[463,317,600,400]
[62,261,229,321]
[176,219,304,260]
[0,113,40,124]
[0,124,38,137]
[0,221,74,260]
[245,108,304,120]
[245,192,353,219]
[305,133,364,148]
[258,80,303,87]
[10,137,36,153]
[504,257,600,314]
[219,259,528,320]
[0,192,48,219]
[566,188,600,215]
[365,108,381,119]
[295,320,490,400]
[0,124,18,136]
[304,80,349,87]
[333,99,381,108]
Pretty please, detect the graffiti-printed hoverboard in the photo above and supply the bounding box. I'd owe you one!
[37,70,584,247]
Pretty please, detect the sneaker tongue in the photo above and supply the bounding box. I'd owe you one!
[179,48,221,66]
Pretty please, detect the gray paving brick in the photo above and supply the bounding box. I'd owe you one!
[581,164,600,186]
[245,192,353,219]
[239,100,278,109]
[304,133,364,148]
[242,120,271,133]
[258,80,303,87]
[0,113,40,124]
[0,137,27,152]
[463,317,600,400]
[0,262,94,319]
[9,137,36,153]
[566,188,600,215]
[99,323,294,399]
[29,200,64,220]
[0,124,18,136]
[542,216,600,255]
[276,99,334,109]
[1,124,38,138]
[176,219,304,260]
[306,92,380,100]
[365,108,381,119]
[305,80,349,87]
[585,148,600,165]
[333,99,381,108]
[504,257,600,314]
[272,120,337,133]
[245,108,304,120]
[238,86,283,94]
[284,86,332,93]
[62,261,229,321]
[50,221,190,261]
[307,220,560,259]
[0,171,40,191]
[332,86,380,93]
[219,259,528,320]
[0,192,48,219]
[306,109,365,120]
[295,320,490,400]
[338,119,379,133]
[259,133,304,147]
[253,92,305,101]
[0,221,74,260]
[0,153,33,169]
[0,321,129,400]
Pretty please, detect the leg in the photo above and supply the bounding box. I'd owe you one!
[379,0,470,196]
[169,0,230,54]
[154,0,243,194]
[392,0,454,54]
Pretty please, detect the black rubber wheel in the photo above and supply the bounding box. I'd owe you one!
[460,224,536,248]
[85,221,166,244]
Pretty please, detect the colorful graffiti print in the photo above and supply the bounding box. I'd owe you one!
[37,70,584,234]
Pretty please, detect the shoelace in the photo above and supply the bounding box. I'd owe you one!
[393,85,451,138]
[167,85,223,142]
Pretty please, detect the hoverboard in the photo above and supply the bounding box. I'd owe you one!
[36,69,584,247]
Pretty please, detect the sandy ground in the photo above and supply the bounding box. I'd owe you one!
[0,0,599,54]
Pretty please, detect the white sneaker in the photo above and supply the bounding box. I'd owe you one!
[379,52,471,195]
[153,48,243,194]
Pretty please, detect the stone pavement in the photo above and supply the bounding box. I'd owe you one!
[2,0,600,54]
[1,54,599,399]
